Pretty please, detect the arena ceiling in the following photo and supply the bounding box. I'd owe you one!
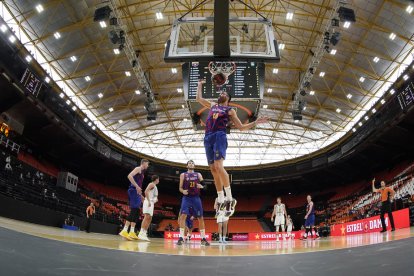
[1,0,414,166]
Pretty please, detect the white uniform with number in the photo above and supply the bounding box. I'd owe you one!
[274,203,286,226]
[215,198,229,223]
[143,185,158,216]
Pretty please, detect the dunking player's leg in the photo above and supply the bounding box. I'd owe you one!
[214,159,237,216]
[209,164,224,216]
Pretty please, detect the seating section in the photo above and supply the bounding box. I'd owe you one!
[2,146,414,234]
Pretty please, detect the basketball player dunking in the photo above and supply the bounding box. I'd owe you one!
[119,159,149,240]
[196,79,268,216]
[177,160,209,246]
[301,195,319,240]
[271,197,287,241]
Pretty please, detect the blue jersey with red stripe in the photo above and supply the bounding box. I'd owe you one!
[182,172,200,197]
[205,104,232,134]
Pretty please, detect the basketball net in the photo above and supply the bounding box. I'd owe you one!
[208,61,236,87]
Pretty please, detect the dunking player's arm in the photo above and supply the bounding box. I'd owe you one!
[304,202,313,219]
[196,80,212,108]
[229,109,268,131]
[128,167,142,195]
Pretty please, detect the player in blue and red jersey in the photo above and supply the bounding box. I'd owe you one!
[177,160,209,246]
[301,195,320,240]
[196,79,268,216]
[119,159,149,240]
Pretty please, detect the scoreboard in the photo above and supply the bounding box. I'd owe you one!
[397,81,414,111]
[182,61,265,100]
[20,68,43,97]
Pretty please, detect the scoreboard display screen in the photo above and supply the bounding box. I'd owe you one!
[183,61,264,100]
[20,68,43,97]
[397,82,414,110]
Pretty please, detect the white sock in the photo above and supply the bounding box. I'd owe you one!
[219,234,222,241]
[179,228,185,239]
[123,225,129,232]
[139,228,146,235]
[130,226,134,233]
[217,191,225,203]
[200,229,206,239]
[224,186,232,201]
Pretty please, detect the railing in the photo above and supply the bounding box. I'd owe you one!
[0,134,20,153]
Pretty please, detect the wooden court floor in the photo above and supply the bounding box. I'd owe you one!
[0,216,413,257]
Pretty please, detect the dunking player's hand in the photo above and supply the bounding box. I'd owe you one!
[255,116,269,125]
[182,189,189,195]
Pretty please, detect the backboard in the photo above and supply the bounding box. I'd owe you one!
[164,17,280,63]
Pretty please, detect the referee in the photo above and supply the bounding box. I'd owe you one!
[372,178,395,232]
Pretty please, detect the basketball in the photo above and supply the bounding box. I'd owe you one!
[212,73,226,86]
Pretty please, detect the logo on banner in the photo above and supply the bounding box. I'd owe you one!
[331,208,409,236]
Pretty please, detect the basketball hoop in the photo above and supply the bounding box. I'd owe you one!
[208,61,236,87]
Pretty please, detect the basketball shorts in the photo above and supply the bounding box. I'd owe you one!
[217,214,229,224]
[305,214,315,227]
[180,196,203,218]
[128,187,142,209]
[204,131,228,164]
[142,199,154,216]
[274,215,285,226]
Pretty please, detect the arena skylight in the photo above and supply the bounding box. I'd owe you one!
[2,2,413,166]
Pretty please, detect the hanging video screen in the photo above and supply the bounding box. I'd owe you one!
[182,61,264,100]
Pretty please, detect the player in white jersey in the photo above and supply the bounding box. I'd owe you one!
[271,197,287,241]
[214,197,229,243]
[286,215,294,239]
[137,175,159,241]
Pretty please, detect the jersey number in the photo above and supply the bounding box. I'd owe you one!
[212,113,219,120]
[189,181,196,188]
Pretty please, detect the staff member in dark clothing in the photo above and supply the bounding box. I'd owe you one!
[85,202,95,233]
[372,178,395,232]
